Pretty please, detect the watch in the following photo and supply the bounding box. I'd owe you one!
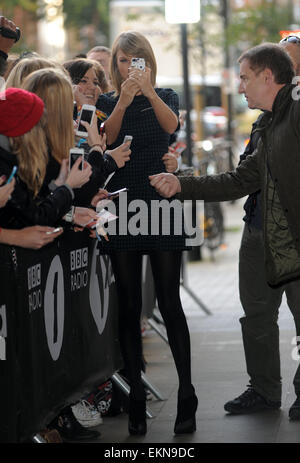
[64,206,75,223]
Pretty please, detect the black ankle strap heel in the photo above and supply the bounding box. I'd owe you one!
[128,396,147,436]
[174,394,198,435]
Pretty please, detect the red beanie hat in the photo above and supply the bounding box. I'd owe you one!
[0,87,44,137]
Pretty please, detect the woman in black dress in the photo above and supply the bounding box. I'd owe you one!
[97,31,197,436]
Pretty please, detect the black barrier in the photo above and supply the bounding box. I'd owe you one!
[0,230,122,443]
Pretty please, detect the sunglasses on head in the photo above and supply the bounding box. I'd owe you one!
[280,35,300,44]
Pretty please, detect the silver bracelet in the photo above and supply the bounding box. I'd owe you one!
[89,144,103,154]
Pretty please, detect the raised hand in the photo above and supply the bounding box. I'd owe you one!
[73,206,99,227]
[80,119,106,152]
[5,226,63,249]
[106,142,131,168]
[0,175,15,207]
[162,152,178,173]
[119,77,140,108]
[54,159,69,187]
[90,188,108,207]
[66,156,92,189]
[128,67,154,99]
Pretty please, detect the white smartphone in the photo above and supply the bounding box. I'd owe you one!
[103,172,115,188]
[123,135,133,146]
[76,104,96,137]
[46,227,63,235]
[107,187,128,198]
[131,58,145,71]
[69,148,84,171]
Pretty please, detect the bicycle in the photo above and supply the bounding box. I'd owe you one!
[193,138,228,256]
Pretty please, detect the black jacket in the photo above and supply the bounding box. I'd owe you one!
[0,145,73,228]
[178,84,300,285]
[40,149,118,207]
[240,113,265,228]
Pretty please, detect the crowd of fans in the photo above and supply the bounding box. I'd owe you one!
[0,15,194,443]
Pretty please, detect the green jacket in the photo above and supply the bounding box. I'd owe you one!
[178,84,300,286]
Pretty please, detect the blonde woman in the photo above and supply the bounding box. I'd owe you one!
[6,62,98,226]
[0,87,91,228]
[5,56,60,88]
[0,172,63,248]
[6,61,73,172]
[6,60,76,198]
[97,31,197,436]
[21,67,98,225]
[22,68,75,163]
[21,67,126,211]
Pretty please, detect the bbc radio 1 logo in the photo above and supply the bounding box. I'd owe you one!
[28,263,42,314]
[70,247,89,291]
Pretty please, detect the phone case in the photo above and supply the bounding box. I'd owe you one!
[76,106,96,136]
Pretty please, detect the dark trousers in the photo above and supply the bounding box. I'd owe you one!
[110,250,193,401]
[239,224,300,401]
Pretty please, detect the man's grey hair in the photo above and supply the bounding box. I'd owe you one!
[238,43,295,84]
[87,46,111,56]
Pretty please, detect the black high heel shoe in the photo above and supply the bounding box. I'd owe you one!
[128,395,147,436]
[174,393,198,435]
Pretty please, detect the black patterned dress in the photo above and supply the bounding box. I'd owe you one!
[96,88,188,253]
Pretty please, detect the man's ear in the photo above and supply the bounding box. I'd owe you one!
[263,68,274,84]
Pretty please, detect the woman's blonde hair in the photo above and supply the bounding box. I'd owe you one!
[22,68,75,163]
[5,57,60,89]
[3,54,19,81]
[110,31,157,95]
[10,118,48,197]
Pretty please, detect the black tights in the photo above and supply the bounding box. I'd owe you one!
[110,250,193,401]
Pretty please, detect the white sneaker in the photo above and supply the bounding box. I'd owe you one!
[71,400,103,428]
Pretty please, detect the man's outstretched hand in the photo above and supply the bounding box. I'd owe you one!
[149,173,181,198]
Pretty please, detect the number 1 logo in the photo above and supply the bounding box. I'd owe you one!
[44,256,65,361]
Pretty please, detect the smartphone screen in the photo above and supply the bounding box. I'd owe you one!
[78,108,94,134]
[99,123,105,136]
[70,152,83,170]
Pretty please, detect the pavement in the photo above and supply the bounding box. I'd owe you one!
[90,200,300,445]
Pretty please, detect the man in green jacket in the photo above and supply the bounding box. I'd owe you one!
[150,42,300,418]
